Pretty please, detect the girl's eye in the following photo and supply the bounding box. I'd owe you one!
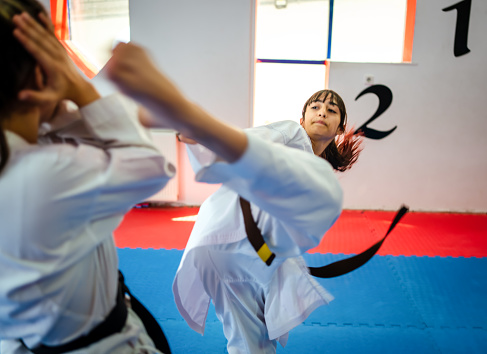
[311,106,318,109]
[328,109,336,114]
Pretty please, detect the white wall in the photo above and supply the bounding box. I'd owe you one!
[328,0,487,212]
[128,0,256,205]
[41,0,254,206]
[39,0,49,12]
[59,0,486,212]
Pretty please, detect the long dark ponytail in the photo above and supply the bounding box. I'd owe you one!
[0,0,47,173]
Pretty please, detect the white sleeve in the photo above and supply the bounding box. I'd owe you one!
[193,132,343,242]
[41,94,175,229]
[38,95,151,149]
[244,120,310,150]
[80,94,155,148]
[185,120,310,174]
[185,143,219,176]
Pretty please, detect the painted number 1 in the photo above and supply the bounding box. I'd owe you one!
[442,0,471,57]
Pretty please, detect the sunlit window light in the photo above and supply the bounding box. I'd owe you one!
[67,0,130,72]
[172,215,199,222]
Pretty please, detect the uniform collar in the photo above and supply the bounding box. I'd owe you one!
[4,130,33,150]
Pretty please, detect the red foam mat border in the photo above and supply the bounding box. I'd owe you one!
[309,210,487,257]
[114,208,487,258]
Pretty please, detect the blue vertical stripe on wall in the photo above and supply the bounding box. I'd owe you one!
[327,0,334,59]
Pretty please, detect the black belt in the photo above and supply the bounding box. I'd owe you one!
[239,196,409,278]
[21,272,171,353]
[21,276,127,354]
[240,197,276,266]
[118,272,171,353]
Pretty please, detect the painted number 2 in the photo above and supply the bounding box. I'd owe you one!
[443,0,471,57]
[354,85,395,140]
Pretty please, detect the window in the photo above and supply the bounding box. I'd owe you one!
[254,0,329,127]
[253,0,415,126]
[51,0,130,78]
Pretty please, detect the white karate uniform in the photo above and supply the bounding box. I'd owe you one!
[0,94,174,353]
[173,120,343,353]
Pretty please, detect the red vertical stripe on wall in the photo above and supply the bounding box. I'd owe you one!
[49,0,97,78]
[403,0,416,62]
[50,0,68,40]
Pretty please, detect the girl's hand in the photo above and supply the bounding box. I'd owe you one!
[106,42,192,131]
[106,43,167,102]
[177,134,198,145]
[106,42,248,162]
[12,12,99,107]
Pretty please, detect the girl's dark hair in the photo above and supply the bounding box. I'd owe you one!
[0,0,47,173]
[302,89,363,172]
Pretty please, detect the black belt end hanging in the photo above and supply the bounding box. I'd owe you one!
[308,204,409,278]
[240,195,409,278]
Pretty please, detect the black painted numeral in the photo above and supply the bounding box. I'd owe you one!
[443,0,471,57]
[354,85,395,140]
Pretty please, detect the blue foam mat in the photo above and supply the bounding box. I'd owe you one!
[304,253,425,327]
[385,255,487,328]
[117,248,487,353]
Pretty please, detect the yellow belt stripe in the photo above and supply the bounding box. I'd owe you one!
[257,243,273,263]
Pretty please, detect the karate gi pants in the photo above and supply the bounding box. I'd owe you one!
[191,237,331,354]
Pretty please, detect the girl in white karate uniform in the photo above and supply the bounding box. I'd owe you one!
[173,91,362,354]
[0,2,173,353]
[105,42,363,353]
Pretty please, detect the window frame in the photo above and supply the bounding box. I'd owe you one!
[50,0,101,79]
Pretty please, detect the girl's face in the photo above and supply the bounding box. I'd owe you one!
[300,96,342,143]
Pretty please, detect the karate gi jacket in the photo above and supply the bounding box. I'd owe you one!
[0,94,174,353]
[173,120,343,344]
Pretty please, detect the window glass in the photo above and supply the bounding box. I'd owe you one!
[254,0,329,126]
[256,0,330,60]
[68,0,130,70]
[330,0,407,63]
[253,62,326,127]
